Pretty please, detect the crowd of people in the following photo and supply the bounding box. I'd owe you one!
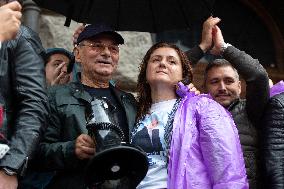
[0,1,284,189]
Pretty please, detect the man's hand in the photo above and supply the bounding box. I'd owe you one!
[210,25,225,56]
[176,82,200,98]
[187,83,200,95]
[199,16,221,53]
[0,170,18,189]
[50,62,70,86]
[0,1,22,42]
[75,134,95,160]
[73,24,85,46]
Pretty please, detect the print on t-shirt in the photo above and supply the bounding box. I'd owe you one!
[132,113,167,166]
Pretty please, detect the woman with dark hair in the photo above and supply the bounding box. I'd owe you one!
[131,42,248,189]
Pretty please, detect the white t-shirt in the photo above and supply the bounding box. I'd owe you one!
[132,99,177,189]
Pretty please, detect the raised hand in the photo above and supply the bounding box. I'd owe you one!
[0,1,22,42]
[73,24,85,46]
[199,16,221,53]
[50,62,70,86]
[210,25,225,56]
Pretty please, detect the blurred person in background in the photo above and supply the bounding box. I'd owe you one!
[45,48,74,86]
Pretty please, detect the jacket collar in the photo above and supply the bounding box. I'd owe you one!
[227,98,240,111]
[69,81,126,104]
[70,82,92,103]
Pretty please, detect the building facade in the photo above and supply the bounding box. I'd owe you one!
[23,0,284,92]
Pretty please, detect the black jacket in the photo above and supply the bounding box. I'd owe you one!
[0,26,48,175]
[39,82,137,189]
[261,92,284,189]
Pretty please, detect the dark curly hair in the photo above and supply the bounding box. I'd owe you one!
[136,42,193,121]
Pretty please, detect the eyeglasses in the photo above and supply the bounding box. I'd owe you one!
[79,42,119,55]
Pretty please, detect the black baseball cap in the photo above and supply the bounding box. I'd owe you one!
[45,48,75,73]
[76,24,124,45]
[45,48,74,62]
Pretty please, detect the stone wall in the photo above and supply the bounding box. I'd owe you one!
[37,14,214,94]
[38,14,153,92]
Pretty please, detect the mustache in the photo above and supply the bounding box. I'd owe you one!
[215,91,231,96]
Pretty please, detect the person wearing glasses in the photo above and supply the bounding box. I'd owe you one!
[38,24,137,189]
